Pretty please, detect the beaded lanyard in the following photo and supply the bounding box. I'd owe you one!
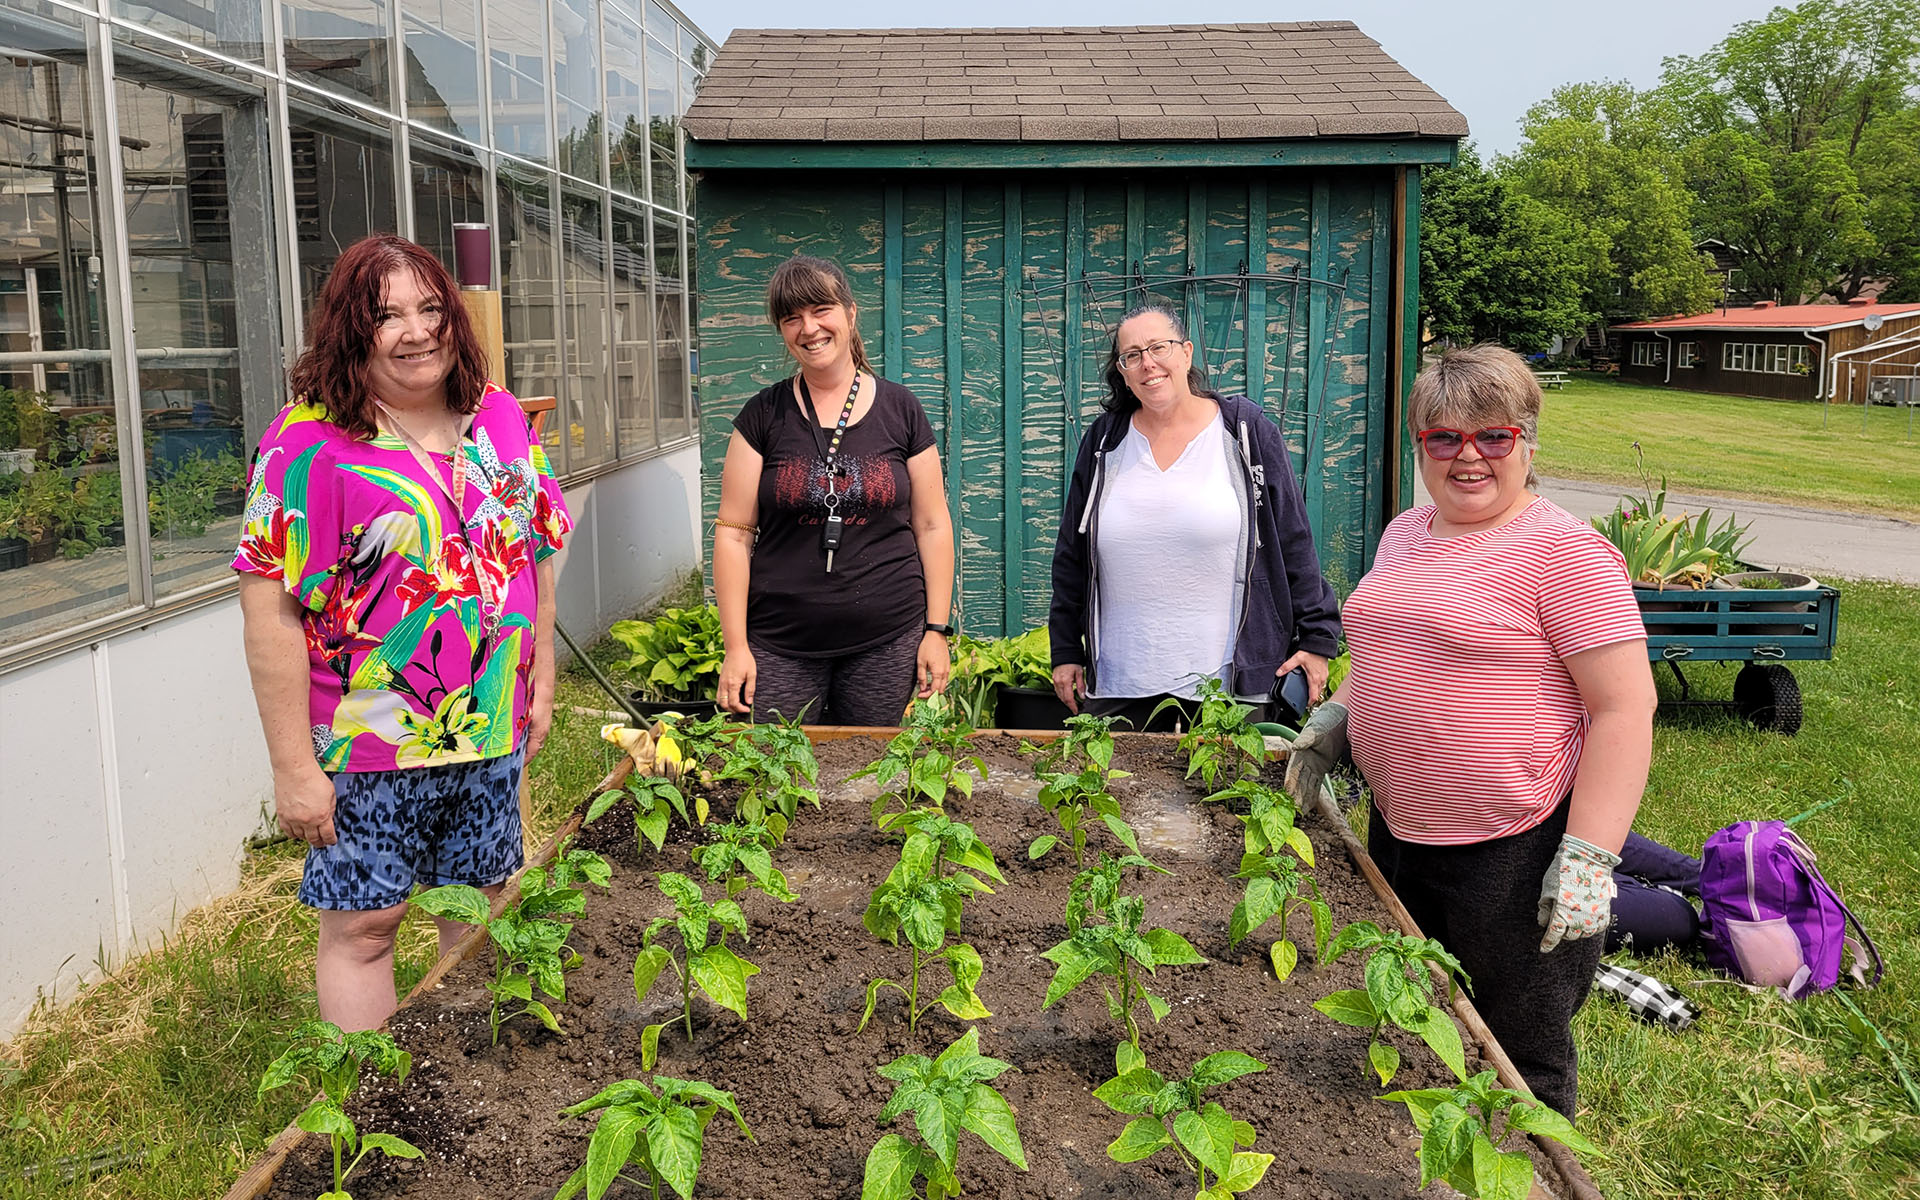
[796,373,861,573]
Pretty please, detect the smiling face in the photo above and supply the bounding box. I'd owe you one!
[1419,422,1535,532]
[1113,311,1195,414]
[778,298,857,375]
[365,267,451,406]
[1407,346,1543,535]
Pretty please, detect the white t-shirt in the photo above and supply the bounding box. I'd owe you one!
[1091,414,1244,698]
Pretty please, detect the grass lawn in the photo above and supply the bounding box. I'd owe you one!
[1536,374,1920,520]
[2,575,1917,1199]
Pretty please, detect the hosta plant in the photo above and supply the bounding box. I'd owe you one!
[410,843,611,1044]
[853,693,987,822]
[1381,1070,1596,1200]
[1153,677,1266,792]
[1228,849,1331,982]
[1029,759,1142,867]
[690,819,796,902]
[609,603,723,703]
[555,1074,753,1200]
[1313,920,1470,1085]
[585,774,691,854]
[859,833,993,1033]
[1094,1042,1274,1200]
[862,1028,1027,1200]
[257,1021,419,1199]
[632,872,758,1067]
[1041,854,1204,1047]
[946,626,1051,727]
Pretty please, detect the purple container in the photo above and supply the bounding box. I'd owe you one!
[453,223,492,290]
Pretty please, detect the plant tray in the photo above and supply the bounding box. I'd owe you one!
[1634,584,1840,662]
[226,731,1600,1200]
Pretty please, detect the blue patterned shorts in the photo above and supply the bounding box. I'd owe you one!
[299,749,526,911]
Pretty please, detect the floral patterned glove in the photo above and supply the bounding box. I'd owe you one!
[1282,701,1349,809]
[1537,833,1622,952]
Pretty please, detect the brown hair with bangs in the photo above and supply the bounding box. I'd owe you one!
[288,234,490,440]
[765,254,874,374]
[1408,343,1542,488]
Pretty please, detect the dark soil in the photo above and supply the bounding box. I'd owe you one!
[264,734,1557,1200]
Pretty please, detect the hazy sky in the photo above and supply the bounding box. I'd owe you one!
[671,0,1785,158]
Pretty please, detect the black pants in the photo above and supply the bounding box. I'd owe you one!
[1083,692,1279,733]
[1367,798,1604,1119]
[748,625,922,726]
[1608,832,1702,954]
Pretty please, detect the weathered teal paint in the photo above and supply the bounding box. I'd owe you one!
[695,166,1426,635]
[688,139,1461,172]
[1399,167,1424,514]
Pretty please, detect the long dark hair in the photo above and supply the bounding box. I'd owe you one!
[1099,304,1218,416]
[766,254,875,374]
[289,234,489,440]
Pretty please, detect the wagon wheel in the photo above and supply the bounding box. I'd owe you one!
[1734,664,1803,735]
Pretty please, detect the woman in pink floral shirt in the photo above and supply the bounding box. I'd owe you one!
[236,235,571,1030]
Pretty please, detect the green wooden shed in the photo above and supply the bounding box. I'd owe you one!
[685,22,1464,636]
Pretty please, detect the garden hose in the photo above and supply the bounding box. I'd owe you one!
[554,618,651,728]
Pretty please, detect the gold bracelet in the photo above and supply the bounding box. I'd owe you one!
[713,517,757,533]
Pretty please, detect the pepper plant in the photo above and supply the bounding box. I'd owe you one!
[555,1074,753,1200]
[256,1021,419,1199]
[1040,853,1204,1046]
[1228,849,1332,982]
[853,693,987,823]
[859,831,994,1033]
[1313,920,1470,1085]
[410,843,611,1044]
[1029,759,1143,866]
[1025,711,1124,775]
[690,819,796,902]
[1152,678,1266,792]
[1206,778,1316,864]
[631,872,758,1067]
[874,806,1006,885]
[1094,1042,1274,1199]
[1381,1070,1596,1200]
[713,714,820,842]
[862,1027,1028,1200]
[585,775,691,854]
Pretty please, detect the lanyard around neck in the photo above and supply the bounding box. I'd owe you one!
[796,374,861,505]
[374,399,501,632]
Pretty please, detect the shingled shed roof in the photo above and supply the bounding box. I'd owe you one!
[684,22,1468,143]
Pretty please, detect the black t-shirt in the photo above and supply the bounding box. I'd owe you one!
[733,376,938,657]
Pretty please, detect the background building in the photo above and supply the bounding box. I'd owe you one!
[0,0,713,1036]
[1613,301,1920,405]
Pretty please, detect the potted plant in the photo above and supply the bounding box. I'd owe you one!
[0,488,28,571]
[608,603,724,719]
[1715,569,1821,635]
[949,627,1069,729]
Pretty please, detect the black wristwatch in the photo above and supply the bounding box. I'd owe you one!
[924,622,955,637]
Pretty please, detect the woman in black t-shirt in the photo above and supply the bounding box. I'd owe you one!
[712,255,955,725]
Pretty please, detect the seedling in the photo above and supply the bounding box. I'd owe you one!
[1206,778,1316,864]
[1024,711,1124,775]
[1093,1042,1274,1199]
[631,872,758,1067]
[256,1020,420,1199]
[410,843,611,1044]
[1029,760,1143,866]
[876,807,1007,885]
[713,715,820,842]
[1152,678,1266,792]
[1312,920,1471,1085]
[862,1027,1028,1200]
[859,834,993,1034]
[853,694,987,822]
[1381,1070,1596,1200]
[1041,854,1204,1046]
[1228,849,1331,982]
[555,1074,753,1200]
[690,819,796,902]
[585,774,692,854]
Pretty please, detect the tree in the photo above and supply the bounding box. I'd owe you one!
[1658,0,1920,301]
[1500,82,1718,320]
[1418,146,1587,352]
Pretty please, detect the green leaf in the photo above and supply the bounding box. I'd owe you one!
[1115,1042,1147,1077]
[584,1107,646,1200]
[1099,812,1143,856]
[1506,1100,1599,1155]
[1040,938,1110,1009]
[409,884,492,926]
[1312,989,1379,1027]
[913,1088,964,1173]
[1220,1150,1275,1193]
[1369,1039,1401,1087]
[1028,835,1058,860]
[859,977,893,1033]
[1419,1101,1476,1188]
[1270,939,1299,982]
[1283,824,1315,867]
[523,999,562,1034]
[1139,927,1205,966]
[1417,1007,1468,1083]
[294,1098,355,1141]
[641,1023,665,1071]
[1189,1051,1266,1089]
[636,806,671,852]
[1143,990,1171,1023]
[1092,1068,1163,1116]
[1484,1146,1537,1200]
[1379,1087,1455,1133]
[1106,1115,1174,1163]
[961,1083,1027,1170]
[584,789,623,825]
[1172,1103,1236,1178]
[650,1103,706,1200]
[861,1133,929,1200]
[632,945,674,1003]
[689,944,759,1021]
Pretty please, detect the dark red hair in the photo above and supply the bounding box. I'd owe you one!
[289,234,490,439]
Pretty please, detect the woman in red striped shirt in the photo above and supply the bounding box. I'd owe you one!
[1285,344,1656,1119]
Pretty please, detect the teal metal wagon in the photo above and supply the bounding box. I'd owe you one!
[1636,583,1841,735]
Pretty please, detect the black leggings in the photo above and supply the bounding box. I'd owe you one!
[1366,798,1604,1120]
[748,625,922,726]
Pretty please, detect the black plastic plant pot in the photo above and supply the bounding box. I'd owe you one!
[994,685,1072,730]
[626,695,721,723]
[0,537,26,571]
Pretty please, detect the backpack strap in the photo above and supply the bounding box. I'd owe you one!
[1783,832,1886,990]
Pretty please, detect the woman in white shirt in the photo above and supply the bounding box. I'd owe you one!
[1047,305,1342,730]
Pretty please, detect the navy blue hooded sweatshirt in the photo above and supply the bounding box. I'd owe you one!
[1048,393,1342,698]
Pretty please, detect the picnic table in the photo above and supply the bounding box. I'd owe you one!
[1532,369,1569,390]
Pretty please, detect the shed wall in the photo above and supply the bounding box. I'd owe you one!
[695,168,1401,636]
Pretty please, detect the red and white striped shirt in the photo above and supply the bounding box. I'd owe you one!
[1343,497,1645,845]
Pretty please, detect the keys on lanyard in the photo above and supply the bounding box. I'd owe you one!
[797,373,861,574]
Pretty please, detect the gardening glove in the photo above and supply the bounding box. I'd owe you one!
[1537,834,1622,952]
[1281,700,1349,809]
[600,723,685,780]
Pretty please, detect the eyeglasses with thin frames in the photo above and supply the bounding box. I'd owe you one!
[1416,426,1524,460]
[1116,338,1188,373]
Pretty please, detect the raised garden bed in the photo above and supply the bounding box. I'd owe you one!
[229,730,1597,1200]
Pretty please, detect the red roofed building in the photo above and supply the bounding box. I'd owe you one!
[1612,301,1920,405]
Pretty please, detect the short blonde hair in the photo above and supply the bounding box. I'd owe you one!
[1408,344,1541,488]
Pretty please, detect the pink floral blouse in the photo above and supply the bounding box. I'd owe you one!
[232,383,572,773]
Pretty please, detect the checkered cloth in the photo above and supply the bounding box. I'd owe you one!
[1592,962,1700,1030]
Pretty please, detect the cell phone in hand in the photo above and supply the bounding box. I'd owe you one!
[1270,666,1310,727]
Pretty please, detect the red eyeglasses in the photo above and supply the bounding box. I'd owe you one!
[1416,426,1524,460]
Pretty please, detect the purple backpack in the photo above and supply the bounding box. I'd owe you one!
[1699,821,1883,999]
